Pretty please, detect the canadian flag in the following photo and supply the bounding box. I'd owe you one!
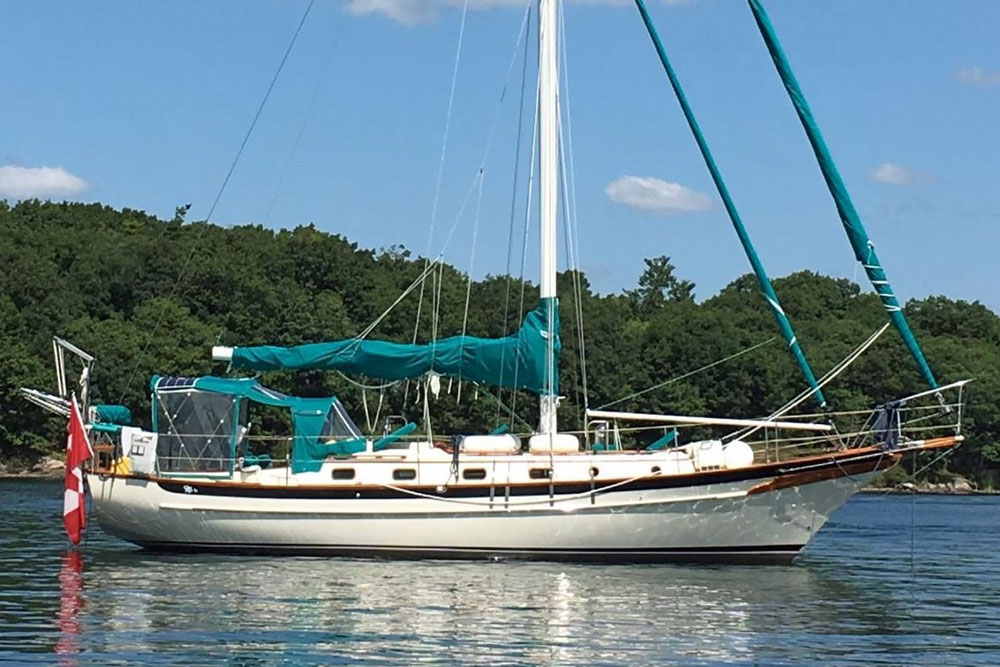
[64,394,93,545]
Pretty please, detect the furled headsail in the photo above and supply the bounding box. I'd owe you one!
[747,0,939,392]
[219,298,560,395]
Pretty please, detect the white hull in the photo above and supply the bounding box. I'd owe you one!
[87,462,883,564]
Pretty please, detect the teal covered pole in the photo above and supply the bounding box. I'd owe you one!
[633,0,827,408]
[747,0,939,392]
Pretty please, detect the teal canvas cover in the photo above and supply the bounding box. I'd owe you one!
[152,376,362,474]
[633,0,826,408]
[93,404,132,426]
[748,0,939,392]
[228,298,560,395]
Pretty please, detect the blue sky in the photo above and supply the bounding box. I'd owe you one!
[2,0,998,311]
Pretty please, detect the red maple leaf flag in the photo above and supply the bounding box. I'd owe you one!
[64,394,93,545]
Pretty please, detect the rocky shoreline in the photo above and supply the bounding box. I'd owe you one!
[0,456,66,479]
[862,479,998,495]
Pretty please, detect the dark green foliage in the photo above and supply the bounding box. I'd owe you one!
[627,255,695,312]
[1,201,997,486]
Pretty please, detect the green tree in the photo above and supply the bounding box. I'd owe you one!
[628,255,695,313]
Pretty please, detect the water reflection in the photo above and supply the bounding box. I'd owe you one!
[55,551,84,662]
[77,548,904,664]
[2,482,999,664]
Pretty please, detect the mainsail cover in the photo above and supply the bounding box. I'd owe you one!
[228,298,560,394]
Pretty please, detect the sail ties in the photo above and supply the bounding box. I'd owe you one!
[746,0,940,395]
[631,0,827,408]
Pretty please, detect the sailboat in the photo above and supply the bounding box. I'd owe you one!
[25,0,968,563]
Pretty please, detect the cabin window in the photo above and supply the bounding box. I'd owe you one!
[393,468,417,481]
[589,467,599,478]
[529,468,552,480]
[332,468,355,480]
[651,466,661,474]
[463,468,487,481]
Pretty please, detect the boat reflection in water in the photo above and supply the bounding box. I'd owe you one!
[81,547,908,664]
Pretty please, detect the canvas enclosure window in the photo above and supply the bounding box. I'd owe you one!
[321,400,362,441]
[155,388,243,473]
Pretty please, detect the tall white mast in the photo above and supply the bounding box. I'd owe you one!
[538,0,559,435]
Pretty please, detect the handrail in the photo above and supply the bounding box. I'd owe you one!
[586,409,833,432]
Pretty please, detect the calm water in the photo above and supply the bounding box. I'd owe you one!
[0,481,997,665]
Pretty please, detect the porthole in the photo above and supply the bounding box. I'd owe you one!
[651,466,661,474]
[393,468,416,481]
[529,468,552,480]
[332,468,355,480]
[589,467,599,478]
[463,468,487,480]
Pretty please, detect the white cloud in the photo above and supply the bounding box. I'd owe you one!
[345,0,526,24]
[956,66,1000,89]
[605,175,712,214]
[0,165,88,199]
[345,0,687,24]
[869,162,917,186]
[345,0,433,25]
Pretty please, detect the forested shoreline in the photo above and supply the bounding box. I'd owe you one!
[2,200,998,487]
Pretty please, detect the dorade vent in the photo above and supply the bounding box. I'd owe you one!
[332,468,355,480]
[529,468,552,480]
[393,469,417,481]
[462,468,487,481]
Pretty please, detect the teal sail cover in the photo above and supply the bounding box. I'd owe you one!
[632,0,826,408]
[748,0,939,392]
[93,404,132,426]
[229,298,560,395]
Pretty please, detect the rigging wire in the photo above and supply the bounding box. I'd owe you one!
[457,169,486,403]
[728,323,890,443]
[472,5,533,178]
[497,4,534,427]
[430,5,532,403]
[264,16,347,226]
[117,0,316,403]
[557,0,590,431]
[333,370,399,391]
[355,166,483,347]
[510,73,542,422]
[558,129,584,425]
[595,337,777,411]
[479,386,535,432]
[447,4,532,405]
[412,0,472,352]
[353,258,443,342]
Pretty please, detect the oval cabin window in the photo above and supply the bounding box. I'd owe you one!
[393,469,416,481]
[332,468,355,480]
[529,468,552,480]
[462,468,487,481]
